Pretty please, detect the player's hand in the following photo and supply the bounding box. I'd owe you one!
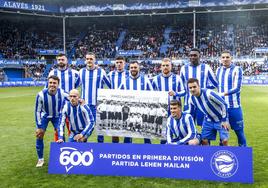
[224,92,228,96]
[74,134,84,142]
[79,99,85,105]
[35,128,45,138]
[79,137,87,142]
[168,91,175,96]
[57,139,64,143]
[222,122,230,131]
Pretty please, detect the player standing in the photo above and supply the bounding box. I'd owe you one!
[35,75,68,167]
[119,61,153,144]
[152,58,185,143]
[79,52,111,143]
[216,50,247,146]
[180,48,218,126]
[108,56,129,143]
[48,53,80,140]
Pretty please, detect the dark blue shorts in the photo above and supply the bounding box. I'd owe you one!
[40,117,59,131]
[201,119,229,141]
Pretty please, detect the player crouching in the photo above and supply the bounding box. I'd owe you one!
[57,89,95,143]
[166,100,200,145]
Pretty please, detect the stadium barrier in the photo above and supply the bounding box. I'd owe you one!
[243,76,268,85]
[49,142,253,183]
[0,81,46,87]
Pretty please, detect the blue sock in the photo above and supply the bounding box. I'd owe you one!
[235,129,247,147]
[160,140,167,144]
[219,139,223,146]
[36,139,44,159]
[124,137,132,143]
[97,135,104,143]
[144,138,151,144]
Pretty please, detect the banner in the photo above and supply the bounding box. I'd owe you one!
[0,0,59,12]
[0,81,46,87]
[243,76,268,85]
[49,142,253,183]
[117,50,143,56]
[64,0,268,13]
[96,89,168,139]
[36,49,64,56]
[0,59,46,65]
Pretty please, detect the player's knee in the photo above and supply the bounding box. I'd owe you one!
[201,139,209,145]
[188,138,199,145]
[222,139,228,146]
[36,129,45,139]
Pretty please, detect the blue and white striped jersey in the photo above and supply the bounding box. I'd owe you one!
[35,88,69,128]
[48,68,80,93]
[188,89,228,122]
[108,70,129,89]
[152,73,186,100]
[79,67,111,105]
[166,112,197,145]
[180,63,218,107]
[58,103,95,139]
[216,64,243,108]
[119,73,153,91]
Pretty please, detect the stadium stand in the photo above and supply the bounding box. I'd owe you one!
[0,9,267,83]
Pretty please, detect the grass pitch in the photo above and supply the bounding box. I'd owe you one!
[0,86,267,188]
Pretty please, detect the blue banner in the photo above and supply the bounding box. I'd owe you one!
[0,59,46,65]
[0,0,59,12]
[243,76,268,85]
[49,143,253,183]
[64,0,268,13]
[36,49,64,56]
[117,50,143,57]
[0,80,46,87]
[253,47,268,53]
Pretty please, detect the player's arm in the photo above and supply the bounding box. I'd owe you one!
[144,76,153,91]
[209,91,229,123]
[172,77,186,98]
[184,97,195,117]
[74,71,81,88]
[151,77,158,90]
[35,93,43,129]
[102,69,111,89]
[225,67,243,96]
[118,82,125,90]
[179,66,186,86]
[209,93,230,130]
[57,104,68,142]
[81,105,95,139]
[166,117,174,144]
[207,66,218,89]
[173,114,196,145]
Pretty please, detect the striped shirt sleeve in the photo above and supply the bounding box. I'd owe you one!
[82,105,95,138]
[209,91,228,121]
[227,67,243,95]
[102,69,111,89]
[207,66,218,89]
[166,117,173,144]
[58,104,68,140]
[35,93,43,128]
[177,114,196,145]
[175,77,186,98]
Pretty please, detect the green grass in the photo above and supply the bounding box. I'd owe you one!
[0,86,267,188]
